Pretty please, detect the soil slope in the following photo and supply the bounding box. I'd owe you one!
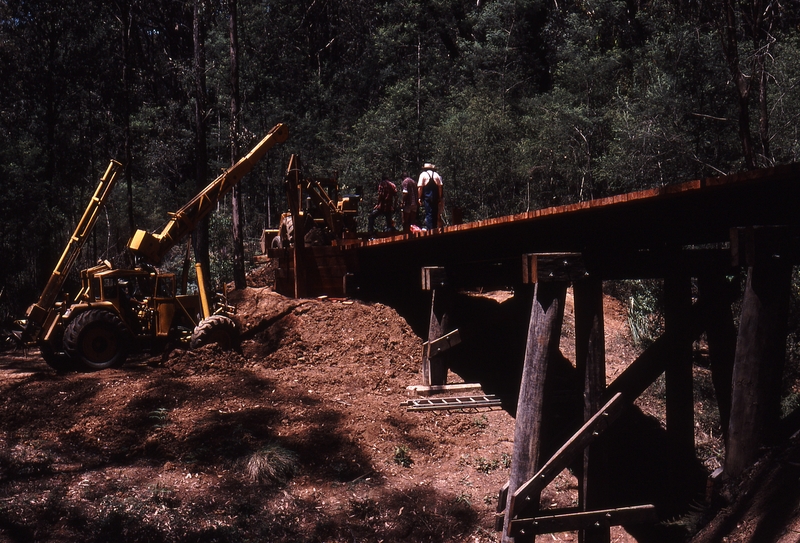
[0,285,524,542]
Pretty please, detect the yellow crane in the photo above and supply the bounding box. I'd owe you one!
[22,123,288,371]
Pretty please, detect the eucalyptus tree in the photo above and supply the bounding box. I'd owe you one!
[769,32,800,164]
[229,0,247,289]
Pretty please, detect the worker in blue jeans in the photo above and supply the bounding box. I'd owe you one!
[417,163,443,231]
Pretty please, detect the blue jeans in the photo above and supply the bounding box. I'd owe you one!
[423,199,438,230]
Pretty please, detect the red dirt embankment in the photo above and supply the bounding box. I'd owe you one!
[0,285,523,542]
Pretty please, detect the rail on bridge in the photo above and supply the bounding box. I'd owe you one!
[267,163,800,542]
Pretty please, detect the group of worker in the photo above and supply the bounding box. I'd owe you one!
[367,162,444,237]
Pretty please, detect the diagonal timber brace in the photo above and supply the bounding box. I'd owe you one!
[508,392,625,521]
[509,505,657,537]
[422,329,461,359]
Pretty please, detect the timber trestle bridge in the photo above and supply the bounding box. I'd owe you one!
[268,163,800,542]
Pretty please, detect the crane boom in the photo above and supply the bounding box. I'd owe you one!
[129,123,288,265]
[25,160,122,328]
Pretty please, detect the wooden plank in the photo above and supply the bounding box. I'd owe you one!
[725,257,792,477]
[604,300,706,403]
[312,278,347,297]
[509,393,624,519]
[574,277,609,543]
[422,287,453,386]
[423,329,461,358]
[293,245,305,298]
[406,382,482,397]
[664,274,695,457]
[603,331,671,403]
[421,266,448,290]
[310,245,343,256]
[698,273,737,439]
[348,163,800,252]
[730,226,755,267]
[274,276,293,297]
[509,505,657,537]
[315,266,349,277]
[495,481,509,531]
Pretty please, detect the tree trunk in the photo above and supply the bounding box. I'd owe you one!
[122,0,136,239]
[230,0,246,290]
[717,0,775,169]
[718,0,755,169]
[753,0,773,163]
[193,0,210,292]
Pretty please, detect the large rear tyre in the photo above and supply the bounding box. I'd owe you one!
[63,309,131,371]
[190,315,239,350]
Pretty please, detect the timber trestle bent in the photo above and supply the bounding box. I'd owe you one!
[269,163,800,541]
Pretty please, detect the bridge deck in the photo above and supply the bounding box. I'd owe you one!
[347,163,800,292]
[270,163,800,297]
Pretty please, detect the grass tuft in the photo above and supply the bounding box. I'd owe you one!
[393,445,413,467]
[245,443,298,484]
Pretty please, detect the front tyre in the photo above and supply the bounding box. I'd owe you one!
[63,309,131,371]
[190,315,239,350]
[39,342,75,372]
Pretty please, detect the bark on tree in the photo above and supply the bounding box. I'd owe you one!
[719,0,755,169]
[229,0,246,290]
[192,0,210,291]
[121,0,135,239]
[717,0,775,169]
[753,0,773,163]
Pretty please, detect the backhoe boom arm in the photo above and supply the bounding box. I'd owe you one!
[129,123,288,265]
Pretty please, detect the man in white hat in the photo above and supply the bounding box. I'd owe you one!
[417,163,443,231]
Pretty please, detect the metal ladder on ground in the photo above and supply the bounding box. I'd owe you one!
[401,395,502,412]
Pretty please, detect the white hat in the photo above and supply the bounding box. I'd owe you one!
[423,163,436,170]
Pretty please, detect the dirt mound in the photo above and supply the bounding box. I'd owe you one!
[0,284,523,543]
[689,432,800,543]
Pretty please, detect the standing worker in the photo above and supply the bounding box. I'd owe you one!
[417,163,443,231]
[368,175,397,237]
[400,173,418,233]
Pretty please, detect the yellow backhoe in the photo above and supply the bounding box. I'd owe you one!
[22,123,288,371]
[269,154,360,250]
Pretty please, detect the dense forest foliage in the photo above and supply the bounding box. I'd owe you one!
[0,0,799,316]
